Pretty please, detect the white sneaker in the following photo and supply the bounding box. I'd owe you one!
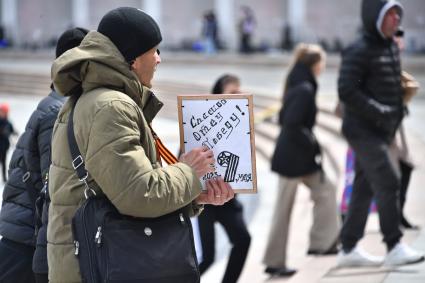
[337,247,383,267]
[383,243,425,266]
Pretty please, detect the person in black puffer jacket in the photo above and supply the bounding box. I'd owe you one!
[263,43,339,277]
[337,0,424,268]
[0,27,88,283]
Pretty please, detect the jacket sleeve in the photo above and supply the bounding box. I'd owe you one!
[37,106,61,179]
[84,100,202,218]
[281,85,318,149]
[338,45,398,122]
[282,84,314,128]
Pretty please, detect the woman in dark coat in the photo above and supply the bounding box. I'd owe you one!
[197,74,251,283]
[263,44,339,277]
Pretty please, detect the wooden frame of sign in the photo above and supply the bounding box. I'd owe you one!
[177,94,257,194]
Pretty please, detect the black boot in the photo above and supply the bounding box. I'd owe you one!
[400,215,419,230]
[264,266,297,277]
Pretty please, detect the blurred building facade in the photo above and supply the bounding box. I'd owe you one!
[1,0,424,52]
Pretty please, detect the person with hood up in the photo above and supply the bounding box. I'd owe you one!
[0,27,88,283]
[337,0,424,267]
[47,7,234,283]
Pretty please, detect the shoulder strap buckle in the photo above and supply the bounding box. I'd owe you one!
[22,171,31,183]
[72,155,84,169]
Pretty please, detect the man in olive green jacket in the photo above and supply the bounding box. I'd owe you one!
[47,7,234,282]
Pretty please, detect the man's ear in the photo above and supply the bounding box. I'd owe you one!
[129,60,136,71]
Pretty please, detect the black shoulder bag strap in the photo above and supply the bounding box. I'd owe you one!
[67,97,96,198]
[67,95,179,196]
[21,152,42,240]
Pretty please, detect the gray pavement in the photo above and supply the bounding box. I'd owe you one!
[1,52,425,282]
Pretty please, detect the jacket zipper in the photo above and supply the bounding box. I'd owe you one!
[94,224,109,282]
[74,240,79,255]
[95,226,102,247]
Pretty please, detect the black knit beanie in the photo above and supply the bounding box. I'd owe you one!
[55,27,89,58]
[98,7,162,62]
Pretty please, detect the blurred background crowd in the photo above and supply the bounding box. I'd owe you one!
[1,0,425,54]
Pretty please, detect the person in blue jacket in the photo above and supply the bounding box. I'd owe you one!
[0,27,88,283]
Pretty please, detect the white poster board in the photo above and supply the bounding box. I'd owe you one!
[178,94,257,194]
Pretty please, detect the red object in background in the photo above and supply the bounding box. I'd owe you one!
[0,103,10,116]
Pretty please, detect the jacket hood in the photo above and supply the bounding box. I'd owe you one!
[51,31,163,120]
[361,0,403,40]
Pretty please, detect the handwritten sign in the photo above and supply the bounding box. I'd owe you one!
[178,94,257,193]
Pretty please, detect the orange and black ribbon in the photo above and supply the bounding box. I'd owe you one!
[149,125,178,165]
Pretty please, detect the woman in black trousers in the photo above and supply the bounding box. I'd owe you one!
[198,75,251,283]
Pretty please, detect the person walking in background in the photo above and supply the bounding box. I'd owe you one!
[392,124,418,230]
[263,43,339,277]
[32,28,89,283]
[0,27,88,283]
[0,103,15,183]
[338,27,418,229]
[202,11,218,55]
[198,74,251,283]
[238,6,256,54]
[337,0,424,267]
[392,27,420,230]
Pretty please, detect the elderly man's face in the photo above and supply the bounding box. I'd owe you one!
[381,7,401,39]
[131,46,161,88]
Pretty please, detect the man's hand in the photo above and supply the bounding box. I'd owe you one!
[195,177,235,206]
[179,147,215,178]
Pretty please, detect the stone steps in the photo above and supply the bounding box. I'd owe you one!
[0,70,345,177]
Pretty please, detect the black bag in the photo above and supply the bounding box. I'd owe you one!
[72,196,200,283]
[67,97,200,283]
